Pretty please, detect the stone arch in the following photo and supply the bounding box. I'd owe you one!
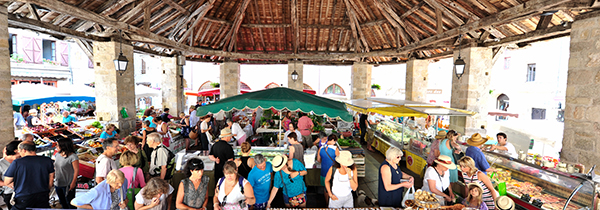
[303,83,313,90]
[323,83,346,96]
[198,81,214,91]
[265,82,280,89]
[497,94,509,111]
[241,81,251,90]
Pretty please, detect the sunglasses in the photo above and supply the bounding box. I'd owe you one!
[221,195,227,207]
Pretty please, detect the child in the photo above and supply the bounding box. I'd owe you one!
[463,183,488,210]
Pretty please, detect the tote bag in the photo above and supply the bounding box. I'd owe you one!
[126,167,142,210]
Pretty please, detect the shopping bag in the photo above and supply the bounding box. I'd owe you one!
[402,186,415,208]
[126,167,142,210]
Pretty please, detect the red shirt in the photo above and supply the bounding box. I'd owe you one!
[297,116,314,136]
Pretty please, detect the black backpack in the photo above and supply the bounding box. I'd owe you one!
[153,145,176,180]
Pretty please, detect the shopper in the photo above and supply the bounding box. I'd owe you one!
[235,142,255,179]
[54,138,80,209]
[282,111,292,132]
[490,133,517,158]
[313,131,328,148]
[359,113,368,145]
[26,109,42,128]
[148,133,171,180]
[156,116,172,147]
[422,155,456,205]
[228,119,247,146]
[99,124,119,142]
[124,136,149,177]
[134,178,174,210]
[267,155,307,208]
[200,115,212,150]
[62,111,78,123]
[282,123,302,146]
[378,147,413,207]
[287,132,305,166]
[0,141,22,210]
[458,156,497,209]
[146,111,158,128]
[4,142,55,210]
[465,133,494,174]
[176,158,209,210]
[297,112,314,148]
[119,151,146,189]
[439,130,459,183]
[427,130,445,165]
[317,134,340,202]
[209,128,235,180]
[160,108,172,122]
[141,120,157,160]
[325,151,358,208]
[247,154,272,210]
[213,161,256,210]
[13,111,26,130]
[463,183,489,210]
[96,138,120,183]
[71,170,128,210]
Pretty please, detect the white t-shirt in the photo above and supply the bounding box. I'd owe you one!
[218,178,249,205]
[95,154,117,179]
[215,111,225,121]
[496,142,517,158]
[331,169,353,197]
[135,185,174,210]
[422,167,450,194]
[231,123,246,140]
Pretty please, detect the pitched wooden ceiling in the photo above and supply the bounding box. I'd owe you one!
[6,0,594,64]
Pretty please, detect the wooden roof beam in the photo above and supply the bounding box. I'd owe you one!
[7,13,108,42]
[100,0,135,16]
[250,0,266,51]
[536,14,553,30]
[483,24,571,47]
[223,0,251,51]
[344,0,369,52]
[27,3,40,20]
[73,38,93,60]
[372,0,419,42]
[421,0,463,25]
[292,0,299,53]
[162,0,190,16]
[173,0,215,41]
[119,0,160,23]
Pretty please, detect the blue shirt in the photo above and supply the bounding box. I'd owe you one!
[4,156,55,198]
[319,145,336,177]
[465,146,490,174]
[13,112,25,126]
[273,159,306,197]
[100,130,117,139]
[145,116,157,128]
[71,179,128,210]
[62,115,78,123]
[247,162,273,204]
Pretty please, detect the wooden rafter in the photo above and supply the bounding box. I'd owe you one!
[326,0,338,51]
[7,12,108,42]
[251,0,266,51]
[119,0,160,23]
[343,0,369,52]
[400,1,425,20]
[372,0,419,43]
[74,38,94,60]
[163,0,190,16]
[100,0,135,16]
[144,6,151,30]
[177,0,215,44]
[435,7,443,34]
[536,14,553,30]
[27,4,40,20]
[170,0,213,40]
[223,0,251,51]
[291,0,299,53]
[484,24,571,47]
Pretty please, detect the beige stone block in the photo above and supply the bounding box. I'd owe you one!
[574,106,586,120]
[559,146,578,163]
[587,53,600,67]
[587,106,600,122]
[567,97,591,105]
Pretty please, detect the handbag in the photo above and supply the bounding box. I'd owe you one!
[279,172,305,207]
[126,167,142,210]
[402,186,415,208]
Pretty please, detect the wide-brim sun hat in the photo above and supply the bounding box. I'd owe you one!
[434,155,456,170]
[435,130,447,139]
[467,133,489,147]
[272,155,288,172]
[495,196,515,210]
[219,128,235,138]
[335,151,355,166]
[467,183,484,192]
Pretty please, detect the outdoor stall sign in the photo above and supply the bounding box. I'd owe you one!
[405,150,426,176]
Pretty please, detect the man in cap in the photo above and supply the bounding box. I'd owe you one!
[208,128,235,180]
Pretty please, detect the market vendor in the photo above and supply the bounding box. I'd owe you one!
[26,109,42,127]
[487,133,517,158]
[145,111,158,128]
[99,124,120,142]
[62,111,78,123]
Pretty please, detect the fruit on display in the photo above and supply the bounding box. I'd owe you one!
[24,125,51,133]
[64,122,79,128]
[338,138,360,148]
[85,140,102,148]
[47,123,66,129]
[91,121,103,129]
[414,190,441,209]
[34,138,50,147]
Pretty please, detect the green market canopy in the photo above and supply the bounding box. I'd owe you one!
[196,87,353,121]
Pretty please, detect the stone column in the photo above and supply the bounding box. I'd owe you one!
[561,14,600,173]
[449,47,492,135]
[288,60,303,91]
[220,61,240,99]
[351,62,373,99]
[93,41,136,135]
[0,5,14,148]
[161,56,184,115]
[406,59,429,102]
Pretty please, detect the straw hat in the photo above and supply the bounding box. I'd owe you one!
[467,133,489,147]
[29,109,38,114]
[434,155,456,170]
[335,151,355,166]
[467,183,484,192]
[218,128,235,138]
[272,155,288,172]
[435,130,447,139]
[495,196,515,210]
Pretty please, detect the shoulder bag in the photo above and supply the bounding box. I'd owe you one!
[279,172,305,207]
[126,167,142,210]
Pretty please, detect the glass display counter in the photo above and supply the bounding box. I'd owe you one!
[371,117,431,159]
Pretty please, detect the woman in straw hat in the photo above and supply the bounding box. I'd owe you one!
[458,156,497,209]
[422,155,456,205]
[465,133,494,174]
[267,155,307,208]
[439,130,460,183]
[378,147,414,208]
[324,151,358,208]
[427,130,446,165]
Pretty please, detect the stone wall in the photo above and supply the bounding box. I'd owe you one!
[351,62,372,99]
[288,61,303,91]
[161,56,184,115]
[0,6,14,148]
[450,47,492,135]
[93,41,136,135]
[562,14,600,174]
[406,59,429,102]
[219,61,240,99]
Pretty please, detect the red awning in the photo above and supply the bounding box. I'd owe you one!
[186,88,315,96]
[488,111,519,118]
[303,89,316,95]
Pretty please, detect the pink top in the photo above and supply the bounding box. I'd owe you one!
[119,166,146,188]
[297,116,314,136]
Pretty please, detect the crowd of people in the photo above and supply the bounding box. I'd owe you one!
[13,104,96,130]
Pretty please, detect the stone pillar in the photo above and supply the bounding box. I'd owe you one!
[161,56,184,115]
[288,61,303,91]
[93,41,136,135]
[561,14,600,174]
[220,61,240,99]
[351,62,373,99]
[449,47,492,135]
[0,5,14,148]
[406,59,429,102]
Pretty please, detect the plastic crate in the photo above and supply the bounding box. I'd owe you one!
[79,162,95,179]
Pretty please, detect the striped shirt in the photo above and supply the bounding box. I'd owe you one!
[463,171,495,210]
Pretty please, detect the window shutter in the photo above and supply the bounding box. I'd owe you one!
[33,38,42,64]
[19,36,33,63]
[57,41,69,66]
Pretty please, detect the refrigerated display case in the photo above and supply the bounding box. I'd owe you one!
[484,151,600,210]
[233,146,289,162]
[371,117,431,159]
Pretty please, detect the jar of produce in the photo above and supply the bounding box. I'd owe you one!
[526,156,535,164]
[535,156,543,166]
[575,164,585,173]
[567,164,575,173]
[557,163,567,172]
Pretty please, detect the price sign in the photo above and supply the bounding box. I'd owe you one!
[405,150,426,177]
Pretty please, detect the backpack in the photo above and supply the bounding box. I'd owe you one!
[153,145,176,179]
[217,176,245,194]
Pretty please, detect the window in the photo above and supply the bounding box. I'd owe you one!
[504,57,510,70]
[323,83,346,96]
[141,59,147,74]
[42,40,56,61]
[526,63,536,82]
[9,34,16,55]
